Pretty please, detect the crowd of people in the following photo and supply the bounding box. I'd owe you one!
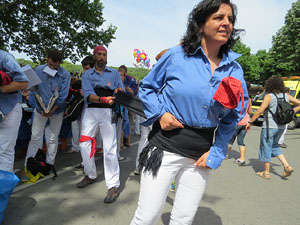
[1,0,300,224]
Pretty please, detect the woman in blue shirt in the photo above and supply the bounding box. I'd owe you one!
[130,0,248,224]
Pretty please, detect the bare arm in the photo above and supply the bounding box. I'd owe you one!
[88,94,115,105]
[288,94,300,113]
[0,81,28,93]
[250,94,271,123]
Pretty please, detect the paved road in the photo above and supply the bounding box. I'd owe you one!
[3,126,300,225]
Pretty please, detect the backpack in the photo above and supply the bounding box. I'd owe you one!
[64,80,84,121]
[268,93,294,125]
[64,93,84,121]
[26,149,57,180]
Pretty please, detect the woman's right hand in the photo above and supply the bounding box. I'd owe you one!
[158,112,184,131]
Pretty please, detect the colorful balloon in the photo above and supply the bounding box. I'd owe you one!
[133,49,151,69]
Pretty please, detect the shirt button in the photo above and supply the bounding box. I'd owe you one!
[204,106,208,109]
[208,160,211,162]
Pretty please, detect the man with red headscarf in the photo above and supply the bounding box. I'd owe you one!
[77,45,124,204]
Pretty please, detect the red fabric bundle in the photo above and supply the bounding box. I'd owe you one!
[0,70,12,85]
[213,76,244,113]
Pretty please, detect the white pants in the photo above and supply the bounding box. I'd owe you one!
[131,151,210,225]
[80,108,120,189]
[136,123,152,168]
[71,120,81,152]
[278,124,288,145]
[134,114,141,135]
[0,103,22,172]
[116,117,123,157]
[25,110,64,165]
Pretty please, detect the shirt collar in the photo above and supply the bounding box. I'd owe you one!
[190,46,242,67]
[92,66,112,74]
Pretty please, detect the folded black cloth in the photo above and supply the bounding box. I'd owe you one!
[114,91,146,118]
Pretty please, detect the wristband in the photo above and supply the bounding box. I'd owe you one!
[100,97,110,104]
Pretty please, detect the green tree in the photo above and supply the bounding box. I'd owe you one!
[269,0,300,76]
[232,40,260,83]
[0,0,117,63]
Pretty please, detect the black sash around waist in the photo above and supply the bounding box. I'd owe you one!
[87,87,114,108]
[148,121,216,160]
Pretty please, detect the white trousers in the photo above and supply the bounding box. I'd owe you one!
[116,117,123,156]
[278,124,288,145]
[136,123,152,168]
[71,120,81,152]
[0,103,22,172]
[131,151,210,225]
[134,114,141,135]
[80,108,120,189]
[25,110,64,165]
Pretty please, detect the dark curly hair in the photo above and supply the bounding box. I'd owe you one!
[264,76,285,94]
[181,0,242,57]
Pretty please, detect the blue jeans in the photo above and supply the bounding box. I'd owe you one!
[228,125,247,146]
[259,128,284,162]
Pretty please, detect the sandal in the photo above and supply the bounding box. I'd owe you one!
[256,171,270,180]
[282,166,294,178]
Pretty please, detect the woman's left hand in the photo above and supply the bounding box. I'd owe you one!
[194,151,211,169]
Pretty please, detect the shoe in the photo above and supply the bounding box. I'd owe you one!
[133,168,140,175]
[76,176,96,188]
[278,143,288,148]
[104,187,120,203]
[235,159,245,166]
[118,156,126,161]
[170,181,175,192]
[74,164,84,171]
[282,166,294,178]
[256,171,270,180]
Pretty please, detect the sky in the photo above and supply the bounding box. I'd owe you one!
[12,0,296,68]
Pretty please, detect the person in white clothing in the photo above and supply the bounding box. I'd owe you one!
[0,50,28,172]
[77,45,124,204]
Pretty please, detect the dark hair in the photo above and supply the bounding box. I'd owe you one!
[264,76,285,94]
[119,65,127,73]
[182,0,242,57]
[81,56,94,68]
[48,49,63,63]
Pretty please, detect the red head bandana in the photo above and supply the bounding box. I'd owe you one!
[93,45,107,55]
[213,76,244,114]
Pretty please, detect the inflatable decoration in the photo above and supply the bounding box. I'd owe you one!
[133,49,150,69]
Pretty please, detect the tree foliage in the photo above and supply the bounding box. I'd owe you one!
[232,40,261,83]
[269,0,300,77]
[0,0,117,63]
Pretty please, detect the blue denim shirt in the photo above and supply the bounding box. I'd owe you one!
[81,66,124,104]
[139,45,249,170]
[0,50,29,115]
[34,64,70,114]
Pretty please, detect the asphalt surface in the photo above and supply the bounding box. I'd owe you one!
[3,125,300,225]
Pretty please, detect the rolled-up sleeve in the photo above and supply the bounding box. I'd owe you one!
[207,73,249,170]
[55,71,70,108]
[82,73,96,103]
